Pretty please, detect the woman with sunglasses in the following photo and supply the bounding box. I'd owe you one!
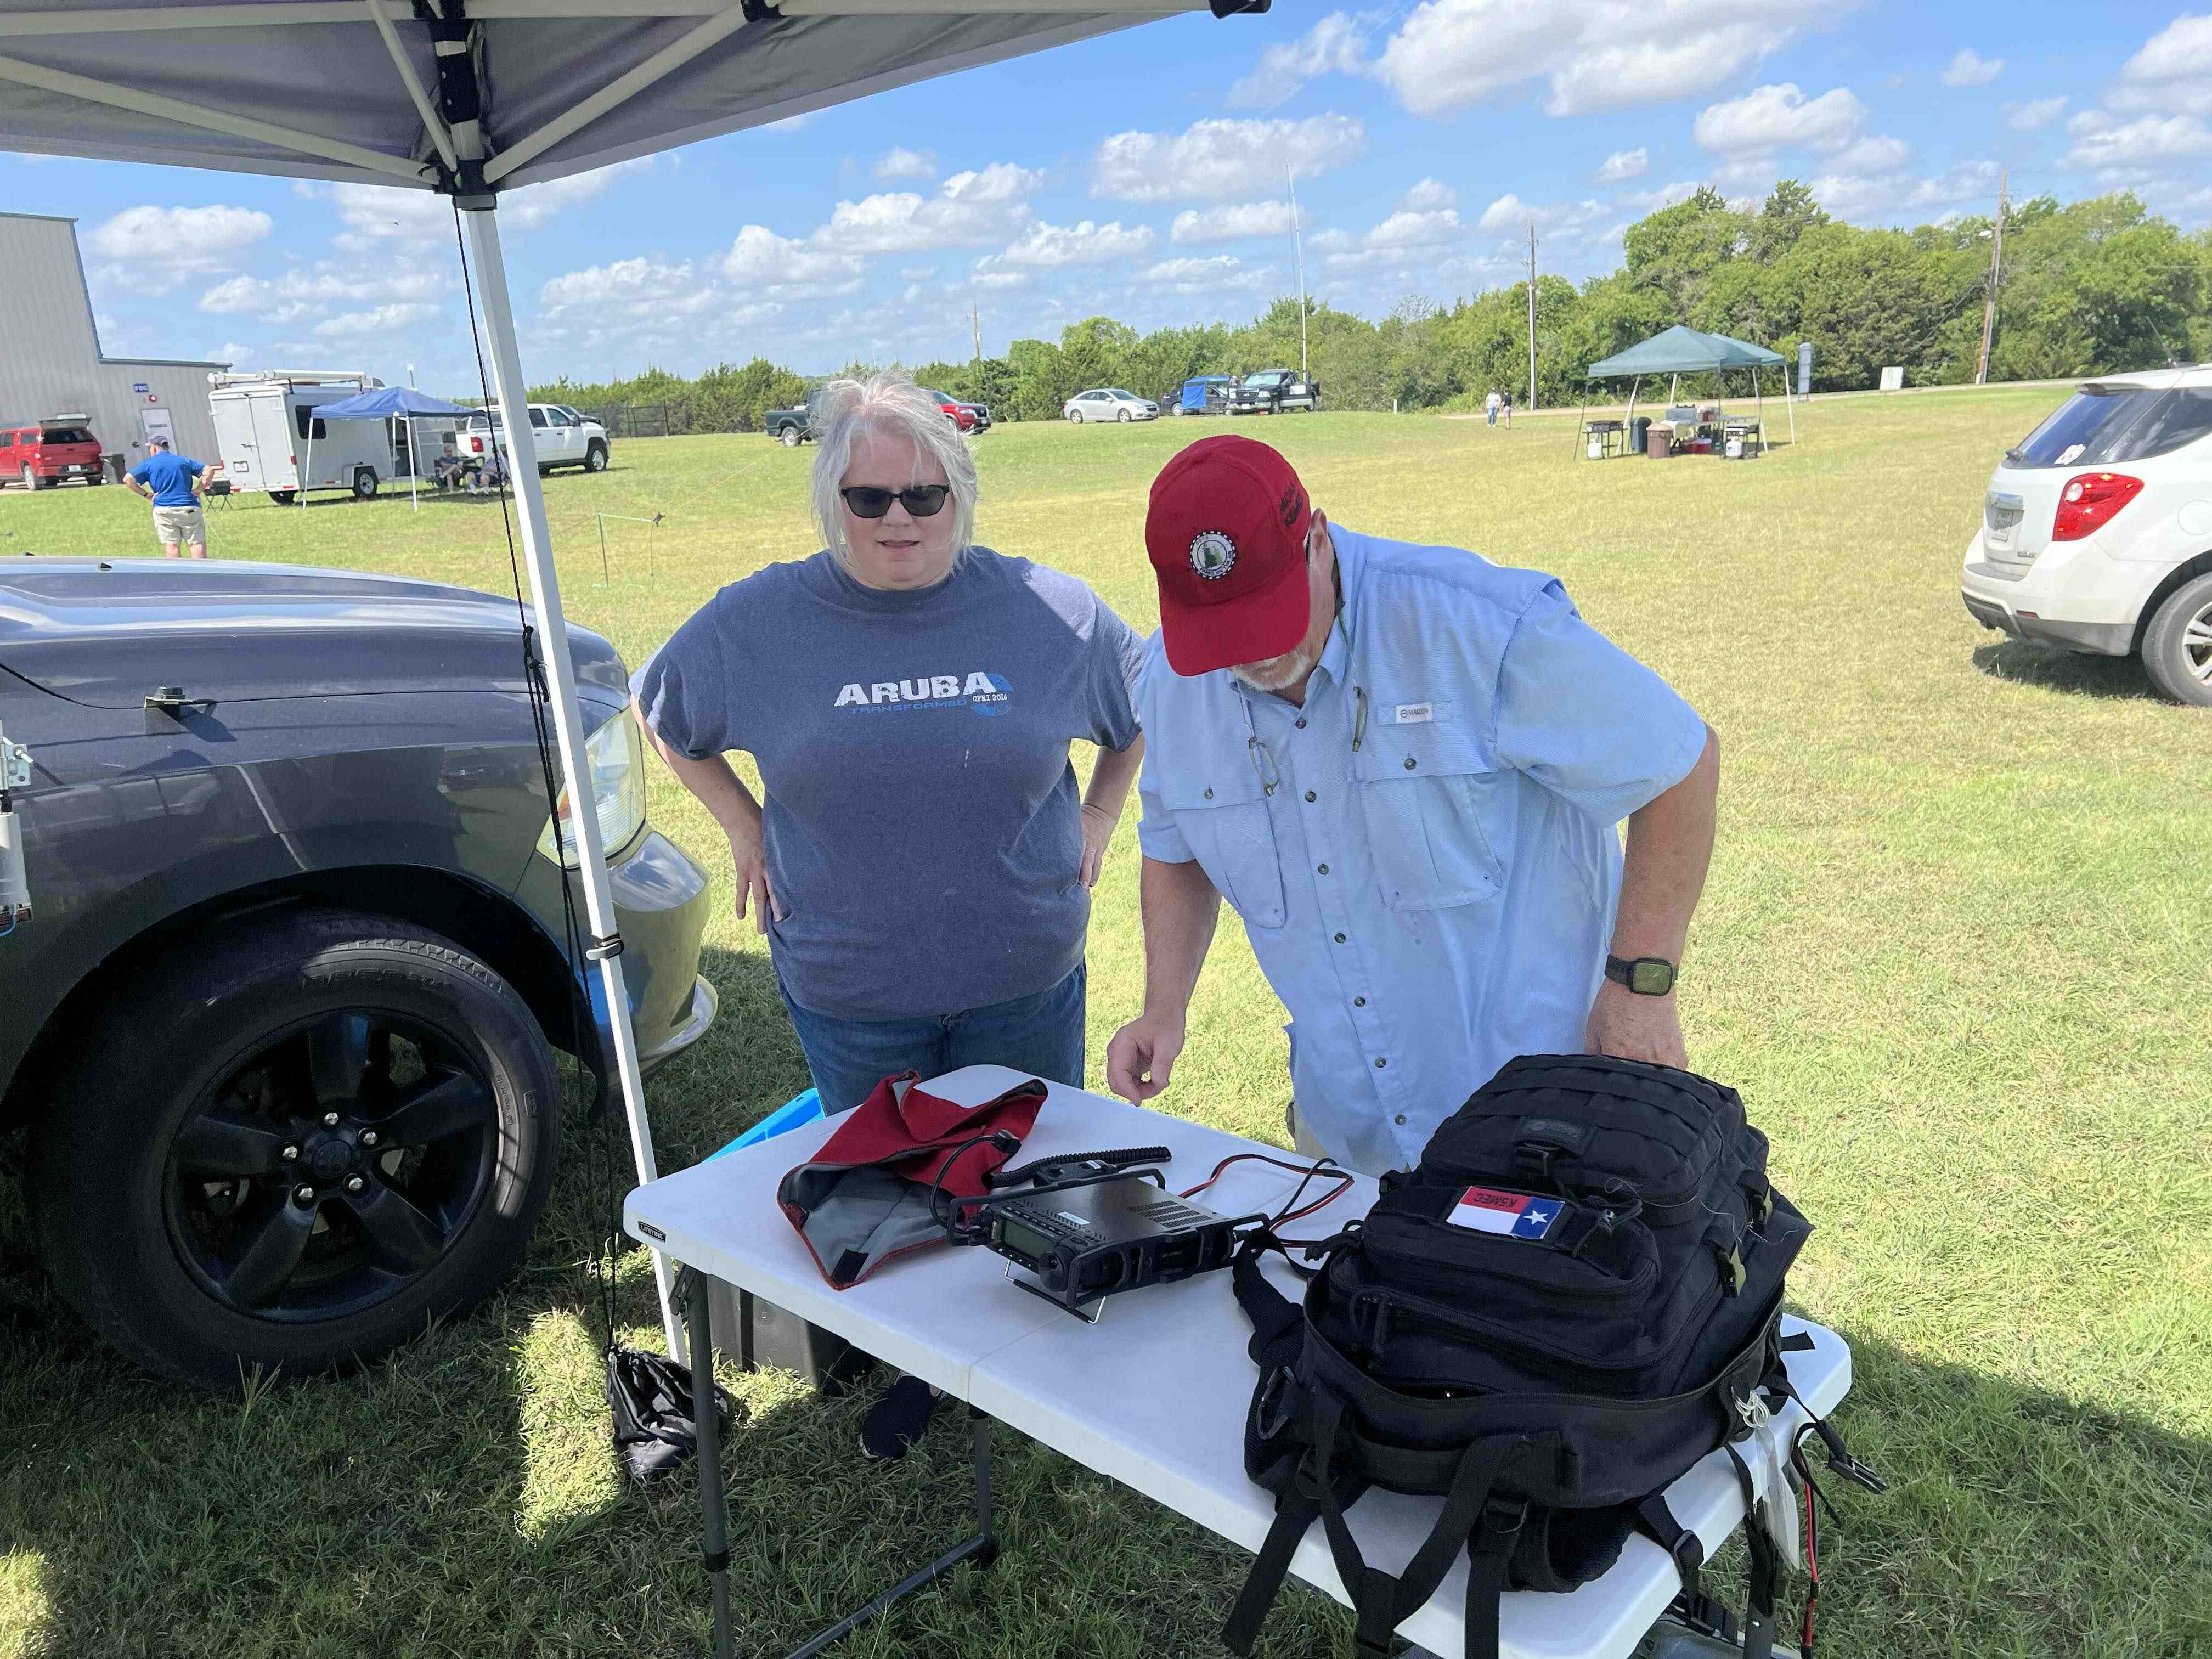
[630,371,1144,1452]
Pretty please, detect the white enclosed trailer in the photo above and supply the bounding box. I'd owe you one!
[207,370,442,500]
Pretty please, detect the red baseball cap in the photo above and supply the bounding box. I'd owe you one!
[1146,435,1313,676]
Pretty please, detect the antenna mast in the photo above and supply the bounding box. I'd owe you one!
[1287,163,1308,379]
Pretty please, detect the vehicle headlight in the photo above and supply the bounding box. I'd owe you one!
[537,708,646,866]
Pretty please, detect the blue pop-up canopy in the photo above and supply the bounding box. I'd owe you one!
[298,386,479,513]
[313,386,475,421]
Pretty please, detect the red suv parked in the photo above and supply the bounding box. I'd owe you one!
[919,388,977,433]
[2,417,106,490]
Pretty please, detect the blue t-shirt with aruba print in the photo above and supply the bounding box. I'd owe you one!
[631,548,1143,1020]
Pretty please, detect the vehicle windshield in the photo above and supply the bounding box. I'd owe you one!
[2005,386,2212,468]
[1108,389,1137,399]
[39,427,94,444]
[1249,373,1288,386]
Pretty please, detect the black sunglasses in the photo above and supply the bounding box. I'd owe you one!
[839,484,951,519]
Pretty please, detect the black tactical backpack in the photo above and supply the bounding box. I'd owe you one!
[1223,1054,1855,1659]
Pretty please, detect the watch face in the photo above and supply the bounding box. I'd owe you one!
[1629,960,1674,995]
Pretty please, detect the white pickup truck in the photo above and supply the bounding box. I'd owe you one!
[457,402,611,476]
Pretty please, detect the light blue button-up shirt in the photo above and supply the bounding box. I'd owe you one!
[1135,526,1707,1176]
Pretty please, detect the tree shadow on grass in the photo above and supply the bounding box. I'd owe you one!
[1970,638,2170,703]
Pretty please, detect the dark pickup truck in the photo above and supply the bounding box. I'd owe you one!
[765,388,826,447]
[0,560,718,1387]
[1228,369,1321,415]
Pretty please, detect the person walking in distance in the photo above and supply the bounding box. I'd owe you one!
[1485,388,1501,429]
[124,436,208,558]
[1502,391,1514,430]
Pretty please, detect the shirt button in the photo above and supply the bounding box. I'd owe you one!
[1295,718,1307,730]
[1353,996,1366,1006]
[1317,862,1329,874]
[1203,787,1213,799]
[1374,1057,1387,1069]
[1334,932,1346,943]
[1403,757,1417,770]
[1394,1114,1407,1126]
[1304,791,1316,803]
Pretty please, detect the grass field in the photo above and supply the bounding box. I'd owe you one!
[2,394,2208,1659]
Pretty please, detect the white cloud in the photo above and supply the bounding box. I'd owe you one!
[195,267,443,324]
[2005,95,2069,131]
[1615,179,1699,213]
[1356,0,1801,120]
[873,146,938,181]
[2064,111,2212,168]
[1825,133,1915,175]
[899,264,939,281]
[813,162,1044,252]
[1227,12,1368,108]
[319,162,649,253]
[540,257,698,310]
[314,302,437,337]
[1693,83,1867,153]
[1596,148,1648,182]
[1396,177,1458,212]
[972,269,1028,290]
[87,204,272,273]
[1092,115,1365,202]
[988,218,1156,269]
[1170,200,1305,243]
[1368,207,1464,246]
[1938,49,2004,87]
[1142,254,1246,283]
[724,224,865,285]
[1810,159,2000,218]
[2109,13,2212,114]
[202,341,252,365]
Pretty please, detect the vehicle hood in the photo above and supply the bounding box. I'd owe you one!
[0,559,629,708]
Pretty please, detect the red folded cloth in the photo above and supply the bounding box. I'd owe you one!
[777,1073,1047,1287]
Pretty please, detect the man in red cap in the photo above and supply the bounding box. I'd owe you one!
[1105,435,1719,1176]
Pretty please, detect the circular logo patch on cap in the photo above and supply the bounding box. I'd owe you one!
[1189,529,1237,580]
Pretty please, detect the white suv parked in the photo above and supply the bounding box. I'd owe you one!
[458,402,610,476]
[1961,368,2212,705]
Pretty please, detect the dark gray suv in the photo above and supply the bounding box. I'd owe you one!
[0,560,717,1388]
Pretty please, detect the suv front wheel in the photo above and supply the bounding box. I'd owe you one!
[30,908,562,1389]
[2141,572,2212,707]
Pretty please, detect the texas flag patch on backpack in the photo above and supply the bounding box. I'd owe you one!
[1445,1186,1563,1240]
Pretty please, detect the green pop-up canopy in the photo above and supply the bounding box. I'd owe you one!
[1577,325,1795,455]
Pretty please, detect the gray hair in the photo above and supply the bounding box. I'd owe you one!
[810,371,977,575]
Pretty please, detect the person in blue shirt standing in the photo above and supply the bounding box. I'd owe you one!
[124,437,208,558]
[1105,435,1720,1178]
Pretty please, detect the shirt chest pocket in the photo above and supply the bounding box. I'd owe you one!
[1155,762,1288,932]
[1351,714,1507,911]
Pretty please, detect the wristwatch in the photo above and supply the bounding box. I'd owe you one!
[1605,955,1677,996]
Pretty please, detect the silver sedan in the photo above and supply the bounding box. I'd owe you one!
[1063,387,1160,423]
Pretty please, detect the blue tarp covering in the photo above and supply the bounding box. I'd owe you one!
[312,387,476,421]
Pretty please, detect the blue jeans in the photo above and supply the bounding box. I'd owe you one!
[778,962,1087,1116]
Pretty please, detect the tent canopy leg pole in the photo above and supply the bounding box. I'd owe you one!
[459,201,683,1365]
[1787,363,1797,445]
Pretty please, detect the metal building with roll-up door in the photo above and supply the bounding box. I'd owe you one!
[0,211,228,478]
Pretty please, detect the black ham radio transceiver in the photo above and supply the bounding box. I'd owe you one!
[951,1155,1259,1321]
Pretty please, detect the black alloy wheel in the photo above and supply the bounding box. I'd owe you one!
[31,908,560,1389]
[163,1009,499,1323]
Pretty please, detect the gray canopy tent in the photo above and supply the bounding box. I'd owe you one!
[1577,324,1795,456]
[0,0,1271,1367]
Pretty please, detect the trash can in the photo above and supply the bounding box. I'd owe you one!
[1630,416,1652,456]
[1645,422,1671,460]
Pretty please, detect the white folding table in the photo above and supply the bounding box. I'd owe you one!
[624,1065,1852,1659]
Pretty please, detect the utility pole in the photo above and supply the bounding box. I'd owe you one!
[1287,162,1308,380]
[970,299,982,370]
[1527,224,1538,413]
[1975,167,2007,386]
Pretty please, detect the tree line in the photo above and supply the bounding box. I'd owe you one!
[530,183,2212,431]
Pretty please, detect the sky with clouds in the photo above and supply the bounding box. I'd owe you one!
[8,3,2208,394]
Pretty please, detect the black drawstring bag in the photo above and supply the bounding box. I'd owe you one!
[606,1306,739,1483]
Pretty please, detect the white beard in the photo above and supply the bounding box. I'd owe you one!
[1228,642,1319,693]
